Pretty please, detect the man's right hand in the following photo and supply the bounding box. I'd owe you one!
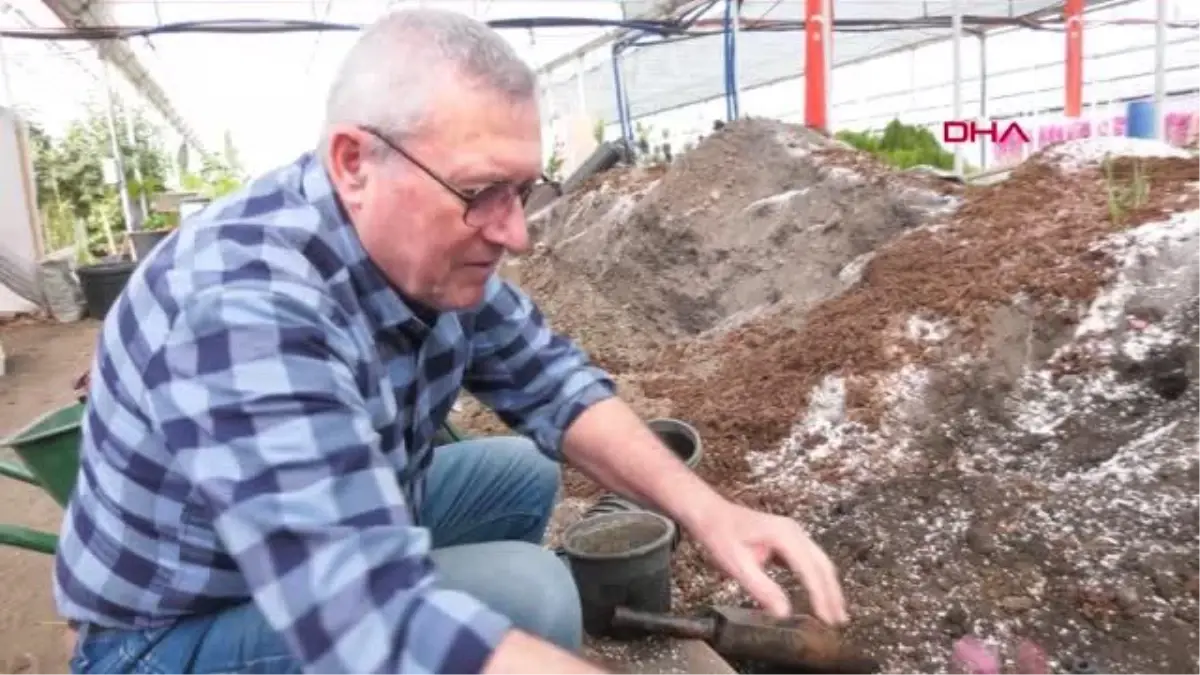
[483,630,608,674]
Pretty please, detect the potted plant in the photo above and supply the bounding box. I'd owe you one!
[128,211,179,262]
[73,195,137,321]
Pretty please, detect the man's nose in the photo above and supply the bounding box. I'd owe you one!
[485,203,530,254]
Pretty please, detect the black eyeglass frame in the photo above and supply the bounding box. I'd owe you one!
[359,125,562,228]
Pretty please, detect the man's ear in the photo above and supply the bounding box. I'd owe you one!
[324,126,371,207]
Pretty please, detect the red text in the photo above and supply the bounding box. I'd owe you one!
[943,120,1033,144]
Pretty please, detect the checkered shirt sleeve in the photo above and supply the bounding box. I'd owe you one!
[146,283,512,674]
[463,277,617,458]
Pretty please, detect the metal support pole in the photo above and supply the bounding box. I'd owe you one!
[979,33,988,170]
[822,0,833,130]
[1064,0,1083,117]
[729,0,740,120]
[611,43,633,150]
[722,0,732,120]
[803,0,828,132]
[121,100,149,227]
[1152,0,1167,140]
[99,57,136,235]
[951,0,963,176]
[621,52,634,148]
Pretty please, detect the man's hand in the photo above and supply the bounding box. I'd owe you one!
[684,499,848,626]
[562,398,848,627]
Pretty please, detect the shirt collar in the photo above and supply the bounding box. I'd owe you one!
[296,152,432,334]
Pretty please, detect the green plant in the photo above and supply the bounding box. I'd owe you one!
[175,129,247,200]
[143,212,178,232]
[27,100,174,258]
[635,121,653,156]
[593,119,606,144]
[1102,155,1149,225]
[180,164,243,200]
[544,142,565,182]
[836,118,966,172]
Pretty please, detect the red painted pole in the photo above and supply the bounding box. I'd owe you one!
[1065,0,1084,118]
[804,0,827,132]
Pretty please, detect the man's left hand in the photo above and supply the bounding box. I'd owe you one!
[687,499,848,627]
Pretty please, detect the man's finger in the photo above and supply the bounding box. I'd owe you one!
[806,541,848,623]
[728,545,792,618]
[771,524,847,624]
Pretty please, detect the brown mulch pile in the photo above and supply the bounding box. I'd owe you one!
[637,154,1199,498]
[633,153,1200,672]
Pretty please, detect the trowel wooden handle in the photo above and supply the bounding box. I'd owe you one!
[610,607,716,641]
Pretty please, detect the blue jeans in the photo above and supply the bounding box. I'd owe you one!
[69,436,581,674]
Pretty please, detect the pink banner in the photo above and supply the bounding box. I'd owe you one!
[992,108,1199,165]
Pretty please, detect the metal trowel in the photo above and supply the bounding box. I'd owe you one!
[610,605,880,673]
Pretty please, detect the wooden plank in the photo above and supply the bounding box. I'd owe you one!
[585,636,736,674]
[676,638,737,674]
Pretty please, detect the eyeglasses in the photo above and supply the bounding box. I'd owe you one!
[360,125,561,229]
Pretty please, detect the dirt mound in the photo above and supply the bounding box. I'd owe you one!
[456,133,1199,672]
[522,118,961,342]
[642,153,1198,482]
[638,147,1199,672]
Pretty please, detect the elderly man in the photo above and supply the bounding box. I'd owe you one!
[54,8,846,675]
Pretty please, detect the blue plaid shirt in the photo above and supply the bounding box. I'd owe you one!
[52,152,616,674]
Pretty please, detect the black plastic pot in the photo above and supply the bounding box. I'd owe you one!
[76,260,136,320]
[561,511,676,639]
[648,418,704,469]
[579,418,704,544]
[560,140,632,194]
[129,229,173,262]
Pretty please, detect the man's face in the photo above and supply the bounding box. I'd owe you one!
[328,81,541,311]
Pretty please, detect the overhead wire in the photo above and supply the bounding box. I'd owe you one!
[0,14,1194,41]
[0,17,682,40]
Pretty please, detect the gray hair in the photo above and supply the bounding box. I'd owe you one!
[320,8,537,155]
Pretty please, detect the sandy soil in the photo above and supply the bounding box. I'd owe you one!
[0,319,99,674]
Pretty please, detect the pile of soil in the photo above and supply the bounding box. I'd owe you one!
[523,118,961,346]
[451,122,1199,673]
[646,148,1200,673]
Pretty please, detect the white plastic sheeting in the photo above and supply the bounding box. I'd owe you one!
[546,0,1117,125]
[0,106,41,312]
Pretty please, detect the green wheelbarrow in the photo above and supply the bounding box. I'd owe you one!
[0,400,472,556]
[0,402,85,555]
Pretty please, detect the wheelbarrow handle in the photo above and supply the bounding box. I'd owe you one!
[0,459,39,487]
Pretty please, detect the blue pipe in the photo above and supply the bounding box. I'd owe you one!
[610,0,725,148]
[723,0,739,121]
[611,42,634,149]
[622,69,635,142]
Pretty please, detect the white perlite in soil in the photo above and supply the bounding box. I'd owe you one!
[731,209,1199,673]
[1042,136,1194,172]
